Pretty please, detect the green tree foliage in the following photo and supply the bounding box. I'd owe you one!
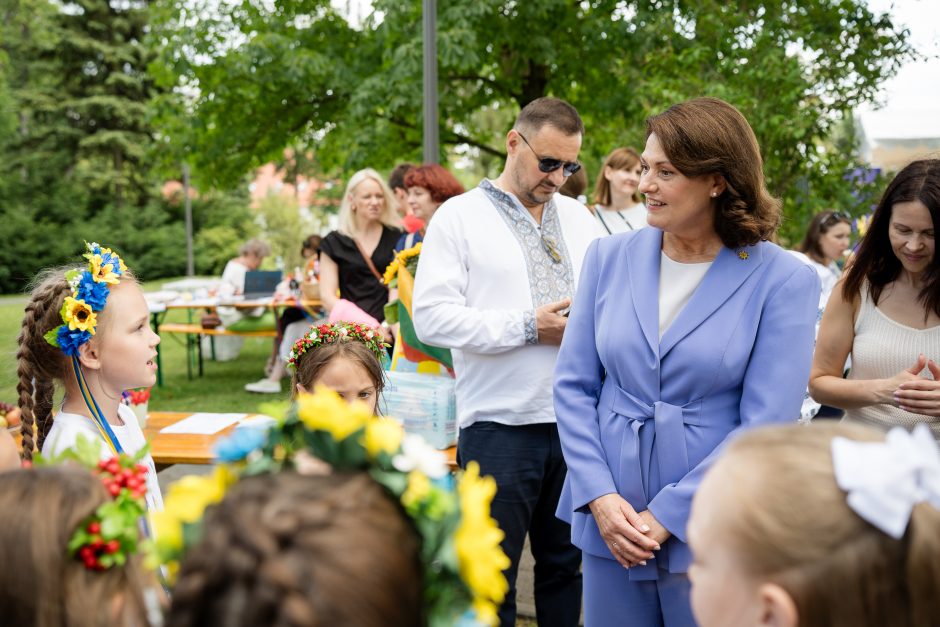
[253,193,315,273]
[0,0,260,293]
[149,0,913,243]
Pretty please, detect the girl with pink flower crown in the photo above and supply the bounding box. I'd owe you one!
[287,321,389,415]
[16,242,163,511]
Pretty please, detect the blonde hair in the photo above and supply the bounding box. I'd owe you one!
[0,466,152,627]
[716,423,940,627]
[16,267,137,460]
[592,147,642,207]
[336,168,400,237]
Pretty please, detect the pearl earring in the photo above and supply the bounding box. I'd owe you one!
[710,192,717,197]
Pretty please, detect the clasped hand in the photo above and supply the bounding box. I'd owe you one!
[588,493,671,569]
[892,354,940,416]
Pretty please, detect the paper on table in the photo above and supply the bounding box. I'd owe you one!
[159,413,247,435]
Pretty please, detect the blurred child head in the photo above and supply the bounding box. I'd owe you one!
[688,422,940,627]
[288,323,386,415]
[16,253,158,459]
[0,465,154,626]
[166,470,422,627]
[300,234,321,260]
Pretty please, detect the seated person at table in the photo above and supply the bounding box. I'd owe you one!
[244,234,325,394]
[687,422,940,627]
[213,238,272,361]
[287,322,388,415]
[16,242,163,511]
[0,464,158,626]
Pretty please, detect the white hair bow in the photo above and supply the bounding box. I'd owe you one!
[832,424,940,539]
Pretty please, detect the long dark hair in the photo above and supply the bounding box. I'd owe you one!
[842,159,940,318]
[796,210,852,265]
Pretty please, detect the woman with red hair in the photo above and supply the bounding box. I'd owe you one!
[395,164,465,252]
[387,164,464,375]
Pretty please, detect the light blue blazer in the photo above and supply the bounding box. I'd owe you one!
[554,227,819,581]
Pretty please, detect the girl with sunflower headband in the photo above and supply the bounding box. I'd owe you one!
[16,242,164,511]
[156,386,510,627]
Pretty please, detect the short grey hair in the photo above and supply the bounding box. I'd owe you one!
[240,238,271,258]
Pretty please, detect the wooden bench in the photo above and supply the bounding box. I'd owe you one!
[157,322,278,338]
[156,323,278,379]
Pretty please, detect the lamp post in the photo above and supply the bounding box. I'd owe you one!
[183,163,194,276]
[422,0,439,164]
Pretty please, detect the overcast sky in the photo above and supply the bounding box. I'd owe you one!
[858,0,940,137]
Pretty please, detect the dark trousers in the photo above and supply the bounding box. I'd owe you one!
[458,421,582,627]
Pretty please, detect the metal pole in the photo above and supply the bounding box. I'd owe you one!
[183,163,194,276]
[422,0,439,164]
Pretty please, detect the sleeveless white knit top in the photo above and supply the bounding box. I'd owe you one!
[844,284,940,438]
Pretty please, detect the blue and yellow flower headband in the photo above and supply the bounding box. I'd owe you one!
[154,388,510,626]
[44,242,127,357]
[43,242,129,457]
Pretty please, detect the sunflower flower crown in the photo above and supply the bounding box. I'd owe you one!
[383,241,422,285]
[44,242,127,357]
[153,387,510,626]
[287,321,389,371]
[34,434,150,571]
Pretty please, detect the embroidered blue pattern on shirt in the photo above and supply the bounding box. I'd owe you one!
[479,180,576,327]
[523,309,537,345]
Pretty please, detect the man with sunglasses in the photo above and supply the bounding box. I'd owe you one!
[414,97,600,626]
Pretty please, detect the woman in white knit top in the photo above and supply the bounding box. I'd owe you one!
[810,159,940,438]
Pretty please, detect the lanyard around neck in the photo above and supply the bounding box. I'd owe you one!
[596,207,635,234]
[71,356,124,455]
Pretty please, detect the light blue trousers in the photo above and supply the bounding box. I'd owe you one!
[583,552,698,627]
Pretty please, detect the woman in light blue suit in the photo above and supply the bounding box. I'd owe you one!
[554,98,820,626]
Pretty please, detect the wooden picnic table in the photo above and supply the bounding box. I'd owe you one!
[149,297,323,384]
[144,411,458,470]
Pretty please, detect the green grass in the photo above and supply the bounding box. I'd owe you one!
[0,282,293,413]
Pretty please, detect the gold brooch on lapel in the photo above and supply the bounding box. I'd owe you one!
[737,249,749,260]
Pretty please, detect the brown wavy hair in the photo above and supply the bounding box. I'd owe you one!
[842,159,940,319]
[710,422,940,627]
[166,471,423,627]
[646,97,781,248]
[0,466,153,627]
[16,267,137,460]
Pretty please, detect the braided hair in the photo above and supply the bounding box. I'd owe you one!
[167,471,423,627]
[16,268,76,459]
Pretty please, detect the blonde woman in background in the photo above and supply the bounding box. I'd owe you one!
[591,147,647,234]
[319,168,402,325]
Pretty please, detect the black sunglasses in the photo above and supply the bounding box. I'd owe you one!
[517,132,582,177]
[822,211,852,226]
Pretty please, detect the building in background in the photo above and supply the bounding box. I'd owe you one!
[858,110,940,172]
